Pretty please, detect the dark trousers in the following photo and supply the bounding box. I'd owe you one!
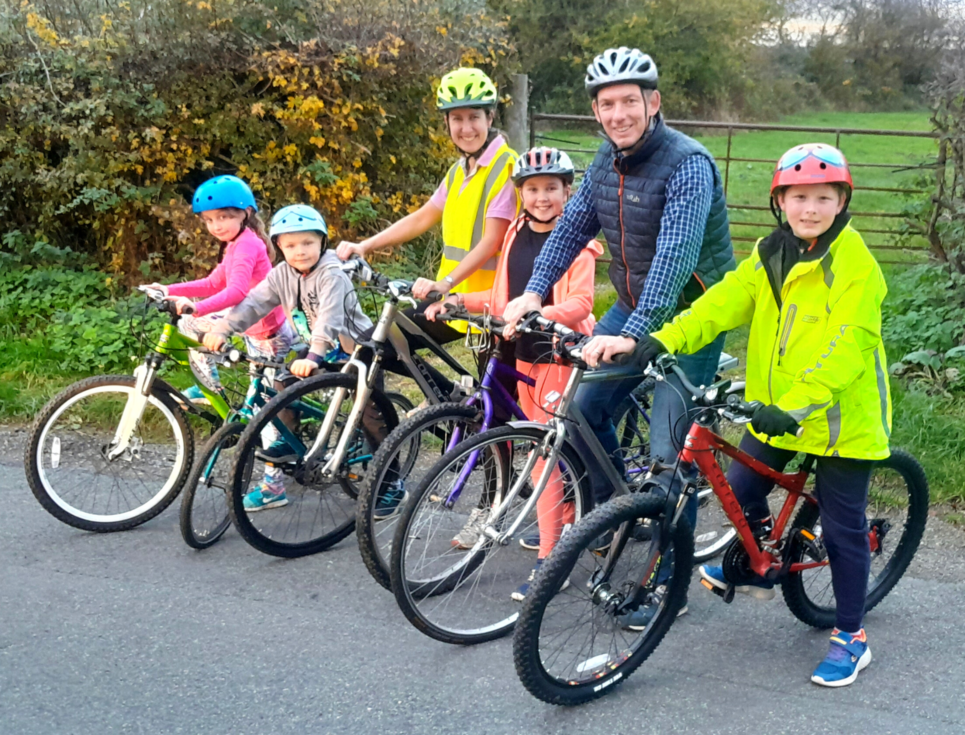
[729,432,873,632]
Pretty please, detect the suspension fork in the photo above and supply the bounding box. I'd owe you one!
[308,358,373,480]
[487,420,570,544]
[107,356,160,460]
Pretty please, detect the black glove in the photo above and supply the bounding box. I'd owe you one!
[632,335,668,370]
[751,404,800,437]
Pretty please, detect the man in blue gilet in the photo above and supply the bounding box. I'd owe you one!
[504,47,736,619]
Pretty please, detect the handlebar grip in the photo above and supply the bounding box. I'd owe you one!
[426,290,443,301]
[610,352,635,367]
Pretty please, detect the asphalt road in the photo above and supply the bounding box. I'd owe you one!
[3,440,964,735]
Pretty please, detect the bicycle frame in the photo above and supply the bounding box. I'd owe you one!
[109,315,231,459]
[475,363,646,546]
[307,289,477,480]
[681,418,817,578]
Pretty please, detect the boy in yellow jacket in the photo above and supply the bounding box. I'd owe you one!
[631,144,890,687]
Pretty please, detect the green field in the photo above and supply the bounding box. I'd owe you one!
[536,110,939,262]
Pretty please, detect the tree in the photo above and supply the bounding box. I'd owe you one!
[491,0,779,117]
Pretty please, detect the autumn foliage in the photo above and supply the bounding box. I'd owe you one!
[1,0,514,280]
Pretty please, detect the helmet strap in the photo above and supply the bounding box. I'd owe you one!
[523,208,559,225]
[769,196,784,226]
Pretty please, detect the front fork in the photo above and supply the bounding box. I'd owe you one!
[107,356,160,460]
[306,357,374,480]
[479,423,566,545]
[592,469,699,616]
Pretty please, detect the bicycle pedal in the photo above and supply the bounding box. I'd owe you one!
[796,528,827,562]
[700,579,735,603]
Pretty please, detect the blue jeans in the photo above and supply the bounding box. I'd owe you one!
[575,299,725,530]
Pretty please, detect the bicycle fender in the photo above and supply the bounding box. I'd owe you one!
[506,420,550,432]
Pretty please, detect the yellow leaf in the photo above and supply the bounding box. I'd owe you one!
[251,103,265,117]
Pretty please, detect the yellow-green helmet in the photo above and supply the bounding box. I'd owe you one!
[436,68,498,111]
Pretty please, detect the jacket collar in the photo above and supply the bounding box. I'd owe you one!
[758,211,851,307]
[602,114,666,174]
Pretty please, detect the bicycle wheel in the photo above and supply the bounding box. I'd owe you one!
[179,420,246,549]
[513,492,694,705]
[782,448,929,629]
[25,374,194,532]
[383,391,419,480]
[356,402,482,590]
[227,372,398,558]
[390,426,593,645]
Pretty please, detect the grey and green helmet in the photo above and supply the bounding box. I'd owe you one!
[436,68,498,111]
[585,47,658,97]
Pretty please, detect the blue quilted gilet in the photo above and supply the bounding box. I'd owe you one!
[589,115,735,311]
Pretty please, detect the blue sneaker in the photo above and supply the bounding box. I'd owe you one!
[811,629,871,687]
[373,480,406,521]
[618,585,688,630]
[511,558,569,602]
[243,481,288,512]
[518,532,540,551]
[699,564,775,600]
[183,384,210,406]
[255,438,299,465]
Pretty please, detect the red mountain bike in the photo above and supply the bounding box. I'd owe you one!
[513,354,928,706]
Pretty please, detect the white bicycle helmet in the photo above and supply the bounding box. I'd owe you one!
[585,47,659,97]
[511,147,576,185]
[270,204,328,242]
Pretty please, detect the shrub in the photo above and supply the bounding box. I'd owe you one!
[1,1,514,281]
[881,265,965,358]
[0,266,161,373]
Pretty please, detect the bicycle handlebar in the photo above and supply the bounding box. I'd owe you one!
[137,285,181,318]
[435,304,507,337]
[338,256,449,309]
[197,344,287,371]
[645,353,803,437]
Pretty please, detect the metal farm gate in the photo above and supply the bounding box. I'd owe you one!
[530,114,942,265]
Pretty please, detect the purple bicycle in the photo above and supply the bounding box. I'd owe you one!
[355,306,655,591]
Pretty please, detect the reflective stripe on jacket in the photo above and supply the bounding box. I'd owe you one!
[438,139,518,296]
[652,221,891,460]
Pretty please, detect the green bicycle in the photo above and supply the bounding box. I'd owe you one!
[24,286,321,534]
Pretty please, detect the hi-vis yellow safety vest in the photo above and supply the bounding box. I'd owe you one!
[438,140,518,297]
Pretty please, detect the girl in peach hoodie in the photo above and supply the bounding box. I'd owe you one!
[426,147,602,600]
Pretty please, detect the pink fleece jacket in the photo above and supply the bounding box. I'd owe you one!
[167,228,286,339]
[463,216,603,337]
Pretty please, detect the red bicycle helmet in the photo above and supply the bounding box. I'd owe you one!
[771,143,853,194]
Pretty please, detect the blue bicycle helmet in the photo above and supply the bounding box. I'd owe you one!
[269,204,329,241]
[192,175,258,214]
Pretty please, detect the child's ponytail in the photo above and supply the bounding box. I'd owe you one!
[246,211,277,263]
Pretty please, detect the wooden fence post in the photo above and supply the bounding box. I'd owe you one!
[505,73,530,152]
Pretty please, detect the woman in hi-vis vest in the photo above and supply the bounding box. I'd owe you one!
[337,68,519,396]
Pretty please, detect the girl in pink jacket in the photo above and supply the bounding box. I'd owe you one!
[144,176,294,400]
[426,148,602,599]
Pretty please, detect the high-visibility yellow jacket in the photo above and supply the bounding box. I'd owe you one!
[437,138,518,296]
[652,217,891,460]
